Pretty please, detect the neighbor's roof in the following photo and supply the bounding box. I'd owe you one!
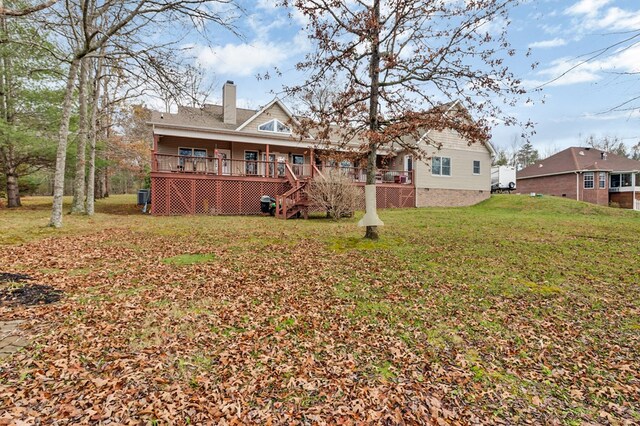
[518,147,640,179]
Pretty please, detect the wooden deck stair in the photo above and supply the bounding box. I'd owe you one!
[275,164,324,219]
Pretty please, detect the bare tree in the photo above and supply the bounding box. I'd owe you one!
[40,0,240,227]
[306,169,364,220]
[585,135,631,158]
[0,0,59,17]
[283,0,532,239]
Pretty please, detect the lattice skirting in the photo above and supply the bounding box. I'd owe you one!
[374,185,415,209]
[152,176,290,215]
[151,176,415,215]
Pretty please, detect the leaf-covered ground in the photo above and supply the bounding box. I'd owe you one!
[0,195,639,424]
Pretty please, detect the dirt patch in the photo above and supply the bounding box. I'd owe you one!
[0,272,63,306]
[0,272,32,283]
[0,284,63,306]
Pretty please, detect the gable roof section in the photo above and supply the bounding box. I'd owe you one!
[414,100,496,157]
[235,98,299,132]
[518,147,640,179]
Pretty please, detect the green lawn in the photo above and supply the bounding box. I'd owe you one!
[0,194,638,424]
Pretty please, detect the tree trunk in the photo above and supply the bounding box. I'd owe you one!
[49,58,80,228]
[6,171,20,207]
[364,0,381,240]
[86,53,103,216]
[71,57,88,214]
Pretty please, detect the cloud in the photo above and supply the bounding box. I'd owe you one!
[595,7,640,31]
[528,42,640,88]
[195,41,289,77]
[565,0,640,31]
[565,0,612,17]
[528,38,567,49]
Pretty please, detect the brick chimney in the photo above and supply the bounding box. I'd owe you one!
[223,80,236,125]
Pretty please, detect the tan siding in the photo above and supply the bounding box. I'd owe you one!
[423,129,489,152]
[415,147,492,191]
[240,103,292,134]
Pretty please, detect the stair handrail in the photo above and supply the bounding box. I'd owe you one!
[312,164,325,180]
[284,162,298,187]
[276,181,308,219]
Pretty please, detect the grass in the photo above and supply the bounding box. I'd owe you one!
[0,194,639,424]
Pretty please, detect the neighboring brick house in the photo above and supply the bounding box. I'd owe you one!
[517,147,640,210]
[148,81,495,216]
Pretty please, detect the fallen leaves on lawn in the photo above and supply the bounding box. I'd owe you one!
[0,223,638,424]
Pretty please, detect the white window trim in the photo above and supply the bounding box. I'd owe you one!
[584,172,594,189]
[258,118,292,134]
[599,172,606,189]
[473,160,481,175]
[432,156,452,177]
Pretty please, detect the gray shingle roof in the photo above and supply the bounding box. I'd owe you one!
[149,104,258,131]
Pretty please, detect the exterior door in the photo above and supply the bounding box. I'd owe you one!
[404,155,413,183]
[292,154,305,176]
[245,150,258,175]
[217,149,230,175]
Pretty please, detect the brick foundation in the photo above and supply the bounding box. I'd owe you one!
[416,188,490,207]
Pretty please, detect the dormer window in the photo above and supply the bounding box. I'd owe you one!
[258,119,291,134]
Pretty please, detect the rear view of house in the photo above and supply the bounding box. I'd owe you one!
[148,81,494,216]
[517,147,640,210]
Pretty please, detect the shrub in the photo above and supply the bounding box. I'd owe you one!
[305,169,363,220]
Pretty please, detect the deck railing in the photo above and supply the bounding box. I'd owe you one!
[315,165,413,184]
[153,153,304,178]
[153,153,412,184]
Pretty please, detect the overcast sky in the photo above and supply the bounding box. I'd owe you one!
[165,0,640,155]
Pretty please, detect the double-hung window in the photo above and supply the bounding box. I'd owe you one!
[599,172,606,189]
[432,156,451,176]
[473,160,481,175]
[584,172,594,189]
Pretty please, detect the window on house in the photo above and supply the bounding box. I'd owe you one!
[258,119,291,134]
[432,156,451,176]
[473,160,481,175]
[610,173,633,187]
[610,174,621,188]
[178,148,207,171]
[599,172,606,189]
[584,172,594,189]
[179,147,207,157]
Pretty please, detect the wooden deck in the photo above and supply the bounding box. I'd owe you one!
[151,154,415,216]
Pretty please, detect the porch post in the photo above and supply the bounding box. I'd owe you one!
[310,148,315,178]
[633,172,637,210]
[152,134,159,172]
[266,144,270,178]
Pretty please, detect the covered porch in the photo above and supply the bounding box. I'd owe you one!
[152,135,414,184]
